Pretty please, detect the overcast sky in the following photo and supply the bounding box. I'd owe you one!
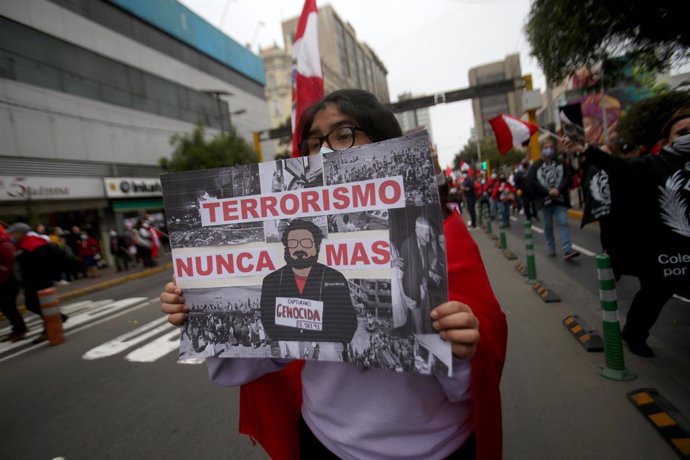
[179,0,547,167]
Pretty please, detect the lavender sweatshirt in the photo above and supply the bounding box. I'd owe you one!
[207,357,472,459]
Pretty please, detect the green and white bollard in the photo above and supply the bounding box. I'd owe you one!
[485,208,493,234]
[596,254,636,381]
[524,220,537,285]
[499,226,507,250]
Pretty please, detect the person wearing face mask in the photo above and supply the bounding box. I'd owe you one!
[78,231,101,278]
[526,139,580,260]
[573,105,690,357]
[160,89,507,460]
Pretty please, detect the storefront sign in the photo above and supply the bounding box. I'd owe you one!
[104,177,162,198]
[0,176,104,201]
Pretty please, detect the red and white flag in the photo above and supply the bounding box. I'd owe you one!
[488,113,539,155]
[291,0,324,157]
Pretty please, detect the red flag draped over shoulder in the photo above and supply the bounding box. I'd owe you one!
[489,113,539,156]
[291,0,324,157]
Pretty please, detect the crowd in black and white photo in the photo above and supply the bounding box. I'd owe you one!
[323,142,438,206]
[346,328,416,371]
[182,298,267,356]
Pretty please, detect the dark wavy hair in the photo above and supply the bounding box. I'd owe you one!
[297,89,403,153]
[281,219,324,249]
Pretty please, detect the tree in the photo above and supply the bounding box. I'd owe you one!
[525,1,690,84]
[160,124,258,172]
[616,90,690,149]
[453,136,525,176]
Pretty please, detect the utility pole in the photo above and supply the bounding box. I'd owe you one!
[523,74,541,161]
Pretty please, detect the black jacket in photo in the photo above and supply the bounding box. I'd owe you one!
[260,262,357,343]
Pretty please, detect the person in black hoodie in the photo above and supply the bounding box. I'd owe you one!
[573,106,690,357]
[260,219,357,346]
[7,222,68,343]
[526,139,580,260]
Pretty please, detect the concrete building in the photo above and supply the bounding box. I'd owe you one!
[469,54,523,138]
[0,0,272,244]
[260,4,390,155]
[395,92,433,139]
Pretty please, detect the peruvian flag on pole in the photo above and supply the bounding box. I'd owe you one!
[488,113,539,155]
[291,0,324,157]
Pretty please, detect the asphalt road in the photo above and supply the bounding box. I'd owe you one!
[0,271,267,460]
[1,217,688,459]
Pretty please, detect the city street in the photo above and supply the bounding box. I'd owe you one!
[1,216,688,459]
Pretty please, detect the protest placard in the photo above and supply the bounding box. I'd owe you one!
[160,130,451,375]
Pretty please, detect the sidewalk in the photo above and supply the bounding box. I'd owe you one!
[468,225,679,459]
[6,252,173,318]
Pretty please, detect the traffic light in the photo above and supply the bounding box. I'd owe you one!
[481,161,488,170]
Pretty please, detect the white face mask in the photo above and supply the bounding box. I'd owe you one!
[319,146,334,154]
[672,133,690,153]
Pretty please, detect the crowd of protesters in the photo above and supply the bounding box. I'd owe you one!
[0,217,169,343]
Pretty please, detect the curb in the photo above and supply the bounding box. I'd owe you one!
[628,388,690,458]
[532,281,561,303]
[562,314,604,352]
[2,263,173,320]
[567,209,583,220]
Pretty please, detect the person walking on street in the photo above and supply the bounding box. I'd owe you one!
[574,106,690,357]
[493,176,516,229]
[527,139,580,260]
[0,224,27,342]
[461,173,477,228]
[135,221,155,268]
[7,222,68,343]
[78,232,101,278]
[109,230,130,272]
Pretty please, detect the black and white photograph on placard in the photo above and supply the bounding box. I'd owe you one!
[180,286,271,359]
[322,129,439,206]
[388,205,447,336]
[327,210,390,234]
[161,165,264,249]
[161,130,451,375]
[260,155,324,193]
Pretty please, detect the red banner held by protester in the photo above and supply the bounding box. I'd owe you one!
[489,113,539,155]
[291,0,324,157]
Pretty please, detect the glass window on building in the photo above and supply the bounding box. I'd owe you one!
[477,72,505,85]
[357,46,366,89]
[334,20,349,79]
[346,33,357,80]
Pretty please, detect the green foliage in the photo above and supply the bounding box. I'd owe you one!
[160,124,258,172]
[525,0,690,84]
[453,136,525,175]
[617,91,690,149]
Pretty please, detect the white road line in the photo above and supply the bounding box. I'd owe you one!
[531,225,544,234]
[0,298,153,364]
[572,243,597,257]
[0,300,112,337]
[82,316,172,360]
[125,329,180,363]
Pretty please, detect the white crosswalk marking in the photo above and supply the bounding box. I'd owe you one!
[125,329,181,363]
[82,317,172,360]
[0,297,152,363]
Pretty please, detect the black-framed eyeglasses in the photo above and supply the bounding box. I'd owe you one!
[299,126,366,155]
[287,238,315,249]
